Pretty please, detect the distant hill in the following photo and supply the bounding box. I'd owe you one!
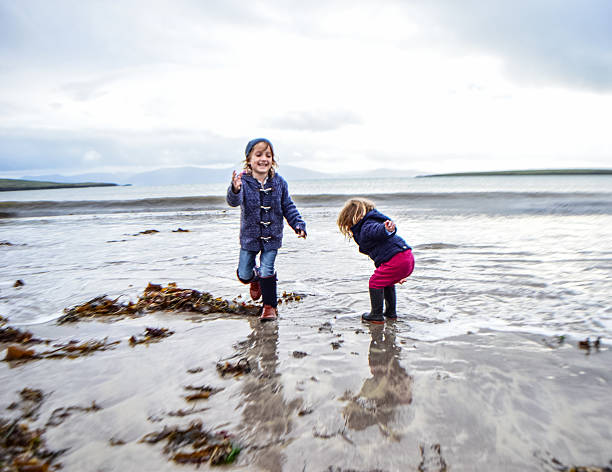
[0,178,118,192]
[419,169,612,177]
[22,165,419,186]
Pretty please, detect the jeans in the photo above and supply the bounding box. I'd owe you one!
[238,248,278,280]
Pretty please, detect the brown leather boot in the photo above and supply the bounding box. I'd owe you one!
[237,268,262,301]
[250,280,261,300]
[260,305,277,321]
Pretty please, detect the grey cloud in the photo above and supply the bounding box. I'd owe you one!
[408,0,612,91]
[0,130,122,172]
[245,1,612,92]
[266,109,362,132]
[3,1,610,93]
[0,0,268,72]
[0,127,243,174]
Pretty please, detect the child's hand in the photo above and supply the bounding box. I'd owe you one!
[231,170,242,192]
[297,230,307,239]
[398,277,408,284]
[384,220,396,232]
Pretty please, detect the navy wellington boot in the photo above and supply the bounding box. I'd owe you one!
[383,285,397,319]
[259,274,278,321]
[362,288,385,324]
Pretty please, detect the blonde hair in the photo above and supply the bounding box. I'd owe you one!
[242,142,277,178]
[337,198,376,238]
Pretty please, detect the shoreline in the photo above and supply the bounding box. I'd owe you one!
[418,169,612,177]
[0,178,119,192]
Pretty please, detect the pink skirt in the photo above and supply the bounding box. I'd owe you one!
[369,249,414,289]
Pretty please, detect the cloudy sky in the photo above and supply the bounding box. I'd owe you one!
[1,0,611,177]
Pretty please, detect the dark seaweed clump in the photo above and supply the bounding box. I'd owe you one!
[141,421,240,466]
[58,282,261,324]
[129,327,174,346]
[1,389,64,471]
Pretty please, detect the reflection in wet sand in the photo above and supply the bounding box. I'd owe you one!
[343,324,413,437]
[235,319,298,472]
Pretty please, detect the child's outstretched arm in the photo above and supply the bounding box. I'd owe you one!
[231,170,242,192]
[361,219,395,241]
[226,170,242,207]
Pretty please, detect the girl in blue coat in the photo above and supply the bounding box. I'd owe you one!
[227,138,307,321]
[337,198,414,324]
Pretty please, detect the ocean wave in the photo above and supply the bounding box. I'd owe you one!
[1,191,611,218]
[0,195,227,218]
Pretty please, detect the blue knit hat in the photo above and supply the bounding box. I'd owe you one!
[245,138,274,157]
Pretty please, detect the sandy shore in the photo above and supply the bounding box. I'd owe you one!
[2,297,611,472]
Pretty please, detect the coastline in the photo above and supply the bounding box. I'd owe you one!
[2,296,611,471]
[418,169,612,177]
[0,178,119,192]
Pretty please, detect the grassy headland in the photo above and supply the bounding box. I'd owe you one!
[0,178,118,192]
[419,169,612,177]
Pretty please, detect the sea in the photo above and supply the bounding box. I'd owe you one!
[1,174,611,343]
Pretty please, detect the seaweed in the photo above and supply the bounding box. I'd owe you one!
[167,407,209,417]
[319,322,333,333]
[137,283,258,316]
[4,345,37,361]
[1,390,64,471]
[183,385,222,402]
[172,228,190,232]
[141,421,240,466]
[129,327,174,346]
[0,325,35,344]
[46,402,102,427]
[133,229,159,236]
[59,282,261,324]
[578,337,602,353]
[536,451,612,472]
[216,358,251,378]
[277,291,303,304]
[4,338,120,364]
[41,339,120,359]
[6,388,46,420]
[58,295,141,324]
[565,467,612,472]
[298,407,313,416]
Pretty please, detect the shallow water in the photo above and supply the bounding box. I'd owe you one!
[2,177,611,342]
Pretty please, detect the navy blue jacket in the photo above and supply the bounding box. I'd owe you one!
[351,209,411,267]
[226,173,306,251]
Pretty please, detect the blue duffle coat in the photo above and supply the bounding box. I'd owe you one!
[351,209,411,267]
[226,172,306,251]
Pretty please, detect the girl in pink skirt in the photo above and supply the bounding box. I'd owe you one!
[337,198,414,324]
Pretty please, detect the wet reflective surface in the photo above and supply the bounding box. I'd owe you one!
[1,178,611,470]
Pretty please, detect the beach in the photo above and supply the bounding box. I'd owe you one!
[2,176,612,471]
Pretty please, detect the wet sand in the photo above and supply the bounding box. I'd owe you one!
[2,300,611,472]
